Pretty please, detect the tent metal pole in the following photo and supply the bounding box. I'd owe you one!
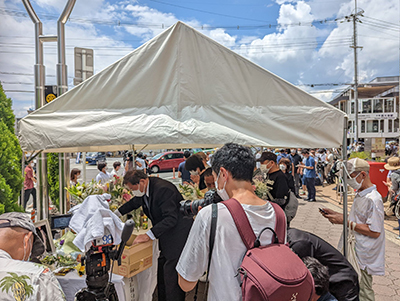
[57,0,76,214]
[342,116,349,258]
[82,152,87,183]
[20,153,25,207]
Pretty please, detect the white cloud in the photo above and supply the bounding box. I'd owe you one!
[1,0,399,116]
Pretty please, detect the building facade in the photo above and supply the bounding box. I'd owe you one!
[330,76,399,145]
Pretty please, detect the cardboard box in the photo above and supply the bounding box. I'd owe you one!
[112,233,153,278]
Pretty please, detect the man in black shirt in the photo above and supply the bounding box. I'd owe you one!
[256,151,289,207]
[288,228,360,301]
[289,149,302,198]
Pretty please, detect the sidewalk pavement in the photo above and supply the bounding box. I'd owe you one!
[292,184,400,301]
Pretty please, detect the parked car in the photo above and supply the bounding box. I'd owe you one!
[85,152,106,165]
[148,151,185,173]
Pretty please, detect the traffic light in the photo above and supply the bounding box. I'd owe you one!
[45,85,58,103]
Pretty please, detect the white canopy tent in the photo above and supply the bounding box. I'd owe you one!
[18,22,346,153]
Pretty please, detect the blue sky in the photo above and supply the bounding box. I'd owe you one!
[0,0,399,117]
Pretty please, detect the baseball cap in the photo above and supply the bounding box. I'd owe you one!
[256,151,277,163]
[346,158,370,175]
[0,212,45,257]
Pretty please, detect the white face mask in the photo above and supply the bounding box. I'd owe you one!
[260,161,273,174]
[189,170,199,176]
[291,150,296,154]
[132,181,145,197]
[347,172,363,191]
[279,164,286,171]
[215,170,230,201]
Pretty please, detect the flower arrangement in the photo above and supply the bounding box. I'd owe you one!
[178,184,204,201]
[41,254,77,268]
[66,180,105,203]
[108,175,132,211]
[253,180,272,200]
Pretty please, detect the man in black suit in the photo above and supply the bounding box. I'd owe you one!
[288,228,360,301]
[115,170,193,301]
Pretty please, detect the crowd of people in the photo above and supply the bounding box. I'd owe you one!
[13,142,398,301]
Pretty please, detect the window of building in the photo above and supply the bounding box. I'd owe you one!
[389,119,393,132]
[384,98,394,112]
[351,102,354,114]
[362,99,371,113]
[347,121,352,132]
[380,120,384,132]
[367,120,379,133]
[395,118,399,132]
[361,120,365,133]
[373,99,383,113]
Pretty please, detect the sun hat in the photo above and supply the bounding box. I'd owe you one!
[384,157,400,171]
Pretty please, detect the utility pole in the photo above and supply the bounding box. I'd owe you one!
[350,0,364,144]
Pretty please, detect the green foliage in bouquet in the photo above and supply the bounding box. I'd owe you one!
[0,85,23,212]
[178,184,204,201]
[41,254,77,268]
[253,180,271,200]
[66,180,105,203]
[47,153,60,209]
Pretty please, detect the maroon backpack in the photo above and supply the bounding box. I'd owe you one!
[222,198,314,301]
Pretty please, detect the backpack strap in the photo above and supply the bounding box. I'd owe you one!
[222,198,256,250]
[269,202,287,244]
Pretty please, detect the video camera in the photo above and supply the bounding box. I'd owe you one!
[75,220,135,301]
[180,189,222,217]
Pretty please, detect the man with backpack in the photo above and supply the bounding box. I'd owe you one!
[176,143,313,301]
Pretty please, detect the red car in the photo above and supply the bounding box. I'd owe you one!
[148,151,185,173]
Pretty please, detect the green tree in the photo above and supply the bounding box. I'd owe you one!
[0,84,24,212]
[47,153,60,209]
[0,82,16,133]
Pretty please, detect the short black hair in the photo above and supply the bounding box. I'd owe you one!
[123,170,148,185]
[183,150,191,159]
[113,161,121,169]
[303,257,330,296]
[185,155,205,172]
[203,167,213,177]
[211,143,255,182]
[257,151,277,163]
[97,162,107,171]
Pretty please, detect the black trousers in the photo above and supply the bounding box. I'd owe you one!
[157,254,185,301]
[24,188,37,210]
[305,177,316,201]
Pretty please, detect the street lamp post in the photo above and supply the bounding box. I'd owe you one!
[22,0,76,218]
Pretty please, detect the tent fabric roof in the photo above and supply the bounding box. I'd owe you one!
[18,22,346,153]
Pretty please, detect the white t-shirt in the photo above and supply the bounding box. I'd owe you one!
[348,185,385,275]
[327,153,334,163]
[96,171,112,184]
[176,201,278,301]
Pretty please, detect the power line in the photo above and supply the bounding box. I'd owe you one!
[0,81,34,85]
[0,7,342,31]
[4,90,35,93]
[0,71,74,78]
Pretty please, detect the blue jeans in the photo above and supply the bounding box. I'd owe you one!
[305,177,316,200]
